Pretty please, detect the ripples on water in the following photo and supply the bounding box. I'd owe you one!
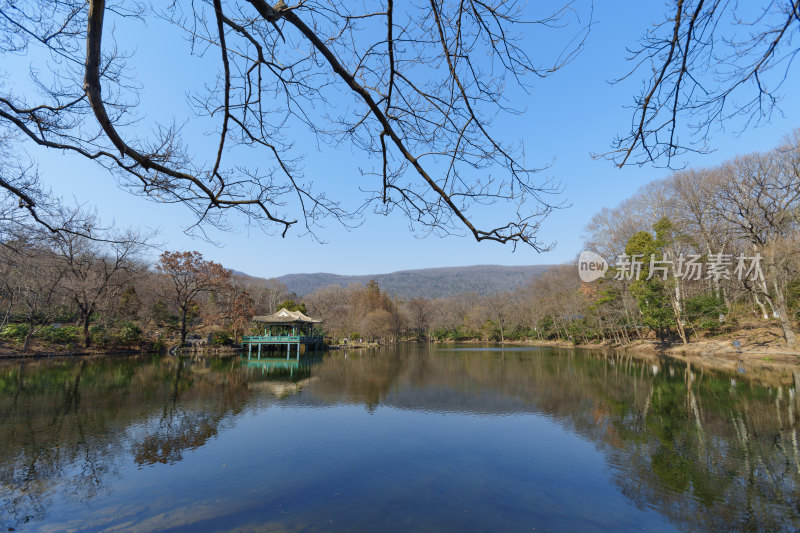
[1,345,799,532]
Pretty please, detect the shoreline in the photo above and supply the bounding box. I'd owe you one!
[486,338,800,378]
[4,336,798,383]
[429,326,799,364]
[0,343,242,360]
[518,337,800,362]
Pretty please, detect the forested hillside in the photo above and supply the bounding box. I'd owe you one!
[275,265,553,299]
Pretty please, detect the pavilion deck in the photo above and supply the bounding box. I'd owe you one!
[242,308,325,360]
[242,335,324,360]
[242,334,324,344]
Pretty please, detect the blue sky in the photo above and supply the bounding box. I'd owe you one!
[9,2,800,278]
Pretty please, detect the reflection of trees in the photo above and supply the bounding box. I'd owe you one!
[1,359,123,529]
[610,370,800,531]
[131,358,240,466]
[3,348,800,531]
[133,412,220,466]
[0,356,252,531]
[308,346,800,530]
[309,346,410,411]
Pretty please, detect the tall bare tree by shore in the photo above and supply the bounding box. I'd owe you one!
[157,251,232,346]
[406,297,434,340]
[50,219,149,347]
[0,234,66,351]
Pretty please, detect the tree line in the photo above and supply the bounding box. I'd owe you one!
[305,131,800,349]
[0,216,293,351]
[2,131,798,351]
[581,130,800,349]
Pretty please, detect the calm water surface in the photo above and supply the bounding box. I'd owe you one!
[2,345,800,532]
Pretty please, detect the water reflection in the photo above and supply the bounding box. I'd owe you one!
[1,347,799,531]
[241,355,322,380]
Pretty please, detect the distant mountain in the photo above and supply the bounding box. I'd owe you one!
[268,264,554,299]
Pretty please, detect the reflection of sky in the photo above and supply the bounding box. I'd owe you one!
[3,349,797,532]
[43,405,677,532]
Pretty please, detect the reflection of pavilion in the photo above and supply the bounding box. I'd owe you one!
[242,308,324,359]
[242,356,322,379]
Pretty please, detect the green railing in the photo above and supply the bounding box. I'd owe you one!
[242,335,323,343]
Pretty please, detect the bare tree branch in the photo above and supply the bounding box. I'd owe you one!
[1,0,589,248]
[601,0,800,168]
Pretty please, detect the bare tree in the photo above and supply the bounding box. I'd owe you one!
[305,283,354,338]
[483,290,520,343]
[388,295,408,342]
[0,0,589,249]
[50,218,149,347]
[205,280,255,341]
[361,309,392,343]
[0,241,17,327]
[157,251,232,346]
[430,292,477,337]
[709,143,800,348]
[406,297,433,340]
[2,237,66,351]
[606,0,800,167]
[256,278,289,315]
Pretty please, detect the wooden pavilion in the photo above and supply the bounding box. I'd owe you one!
[242,308,324,359]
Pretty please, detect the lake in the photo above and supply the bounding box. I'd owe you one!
[2,345,799,532]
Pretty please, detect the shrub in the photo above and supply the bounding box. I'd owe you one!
[213,332,234,346]
[90,325,110,348]
[37,325,81,344]
[431,326,478,341]
[506,327,534,341]
[431,327,451,340]
[1,323,29,341]
[152,337,167,352]
[685,293,728,333]
[118,322,143,345]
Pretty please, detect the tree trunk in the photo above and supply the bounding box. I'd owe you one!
[623,299,643,339]
[1,300,12,328]
[669,279,688,346]
[81,310,91,348]
[180,305,189,347]
[753,292,769,320]
[772,280,797,349]
[22,320,34,352]
[761,257,797,349]
[620,322,630,344]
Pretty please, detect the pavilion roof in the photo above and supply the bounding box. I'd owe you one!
[252,308,323,324]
